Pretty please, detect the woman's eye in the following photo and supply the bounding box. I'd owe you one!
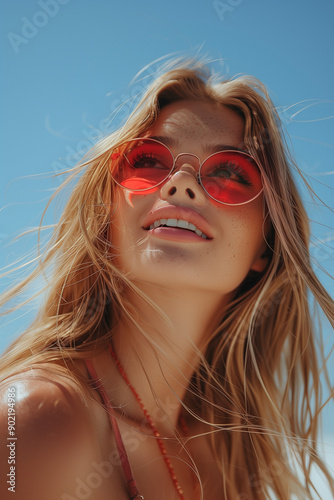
[130,154,168,170]
[212,162,253,186]
[133,156,158,168]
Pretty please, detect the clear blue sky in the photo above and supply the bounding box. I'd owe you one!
[1,0,334,491]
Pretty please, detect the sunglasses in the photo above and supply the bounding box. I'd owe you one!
[110,138,263,205]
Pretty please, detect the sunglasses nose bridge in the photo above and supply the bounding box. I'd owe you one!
[173,152,201,178]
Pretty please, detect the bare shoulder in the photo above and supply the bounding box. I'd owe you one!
[0,366,88,423]
[0,366,117,500]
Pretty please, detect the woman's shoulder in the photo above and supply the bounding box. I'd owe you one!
[0,363,92,431]
[4,365,84,413]
[0,363,121,500]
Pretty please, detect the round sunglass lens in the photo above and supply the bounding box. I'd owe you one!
[200,151,262,204]
[112,140,173,191]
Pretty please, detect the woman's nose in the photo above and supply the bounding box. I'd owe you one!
[160,162,208,207]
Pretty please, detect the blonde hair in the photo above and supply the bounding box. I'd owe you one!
[1,57,333,499]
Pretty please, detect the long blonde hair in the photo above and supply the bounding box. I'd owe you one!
[1,58,333,499]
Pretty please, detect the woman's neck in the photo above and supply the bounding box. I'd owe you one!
[110,282,232,431]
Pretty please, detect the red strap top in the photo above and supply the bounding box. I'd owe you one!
[84,359,144,500]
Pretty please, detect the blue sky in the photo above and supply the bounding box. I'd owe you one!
[1,0,334,491]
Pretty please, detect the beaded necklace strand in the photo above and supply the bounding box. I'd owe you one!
[109,343,187,500]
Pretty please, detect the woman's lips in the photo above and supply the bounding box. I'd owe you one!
[142,206,214,240]
[147,226,211,243]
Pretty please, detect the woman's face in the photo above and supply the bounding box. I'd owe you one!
[111,100,268,296]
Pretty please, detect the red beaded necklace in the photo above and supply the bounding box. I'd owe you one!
[109,343,187,500]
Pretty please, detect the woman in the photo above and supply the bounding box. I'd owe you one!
[0,59,333,500]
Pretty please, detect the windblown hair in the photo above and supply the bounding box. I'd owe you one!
[1,58,333,499]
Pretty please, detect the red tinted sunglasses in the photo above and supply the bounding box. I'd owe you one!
[110,138,263,205]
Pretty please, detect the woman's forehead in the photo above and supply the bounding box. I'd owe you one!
[149,99,245,148]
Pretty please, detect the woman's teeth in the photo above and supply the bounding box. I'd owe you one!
[148,218,209,239]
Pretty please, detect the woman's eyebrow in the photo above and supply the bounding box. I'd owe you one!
[148,135,248,154]
[148,135,177,147]
[206,144,249,154]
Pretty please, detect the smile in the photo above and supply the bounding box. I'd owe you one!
[142,205,214,242]
[147,218,210,239]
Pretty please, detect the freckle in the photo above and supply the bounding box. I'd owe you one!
[37,401,44,410]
